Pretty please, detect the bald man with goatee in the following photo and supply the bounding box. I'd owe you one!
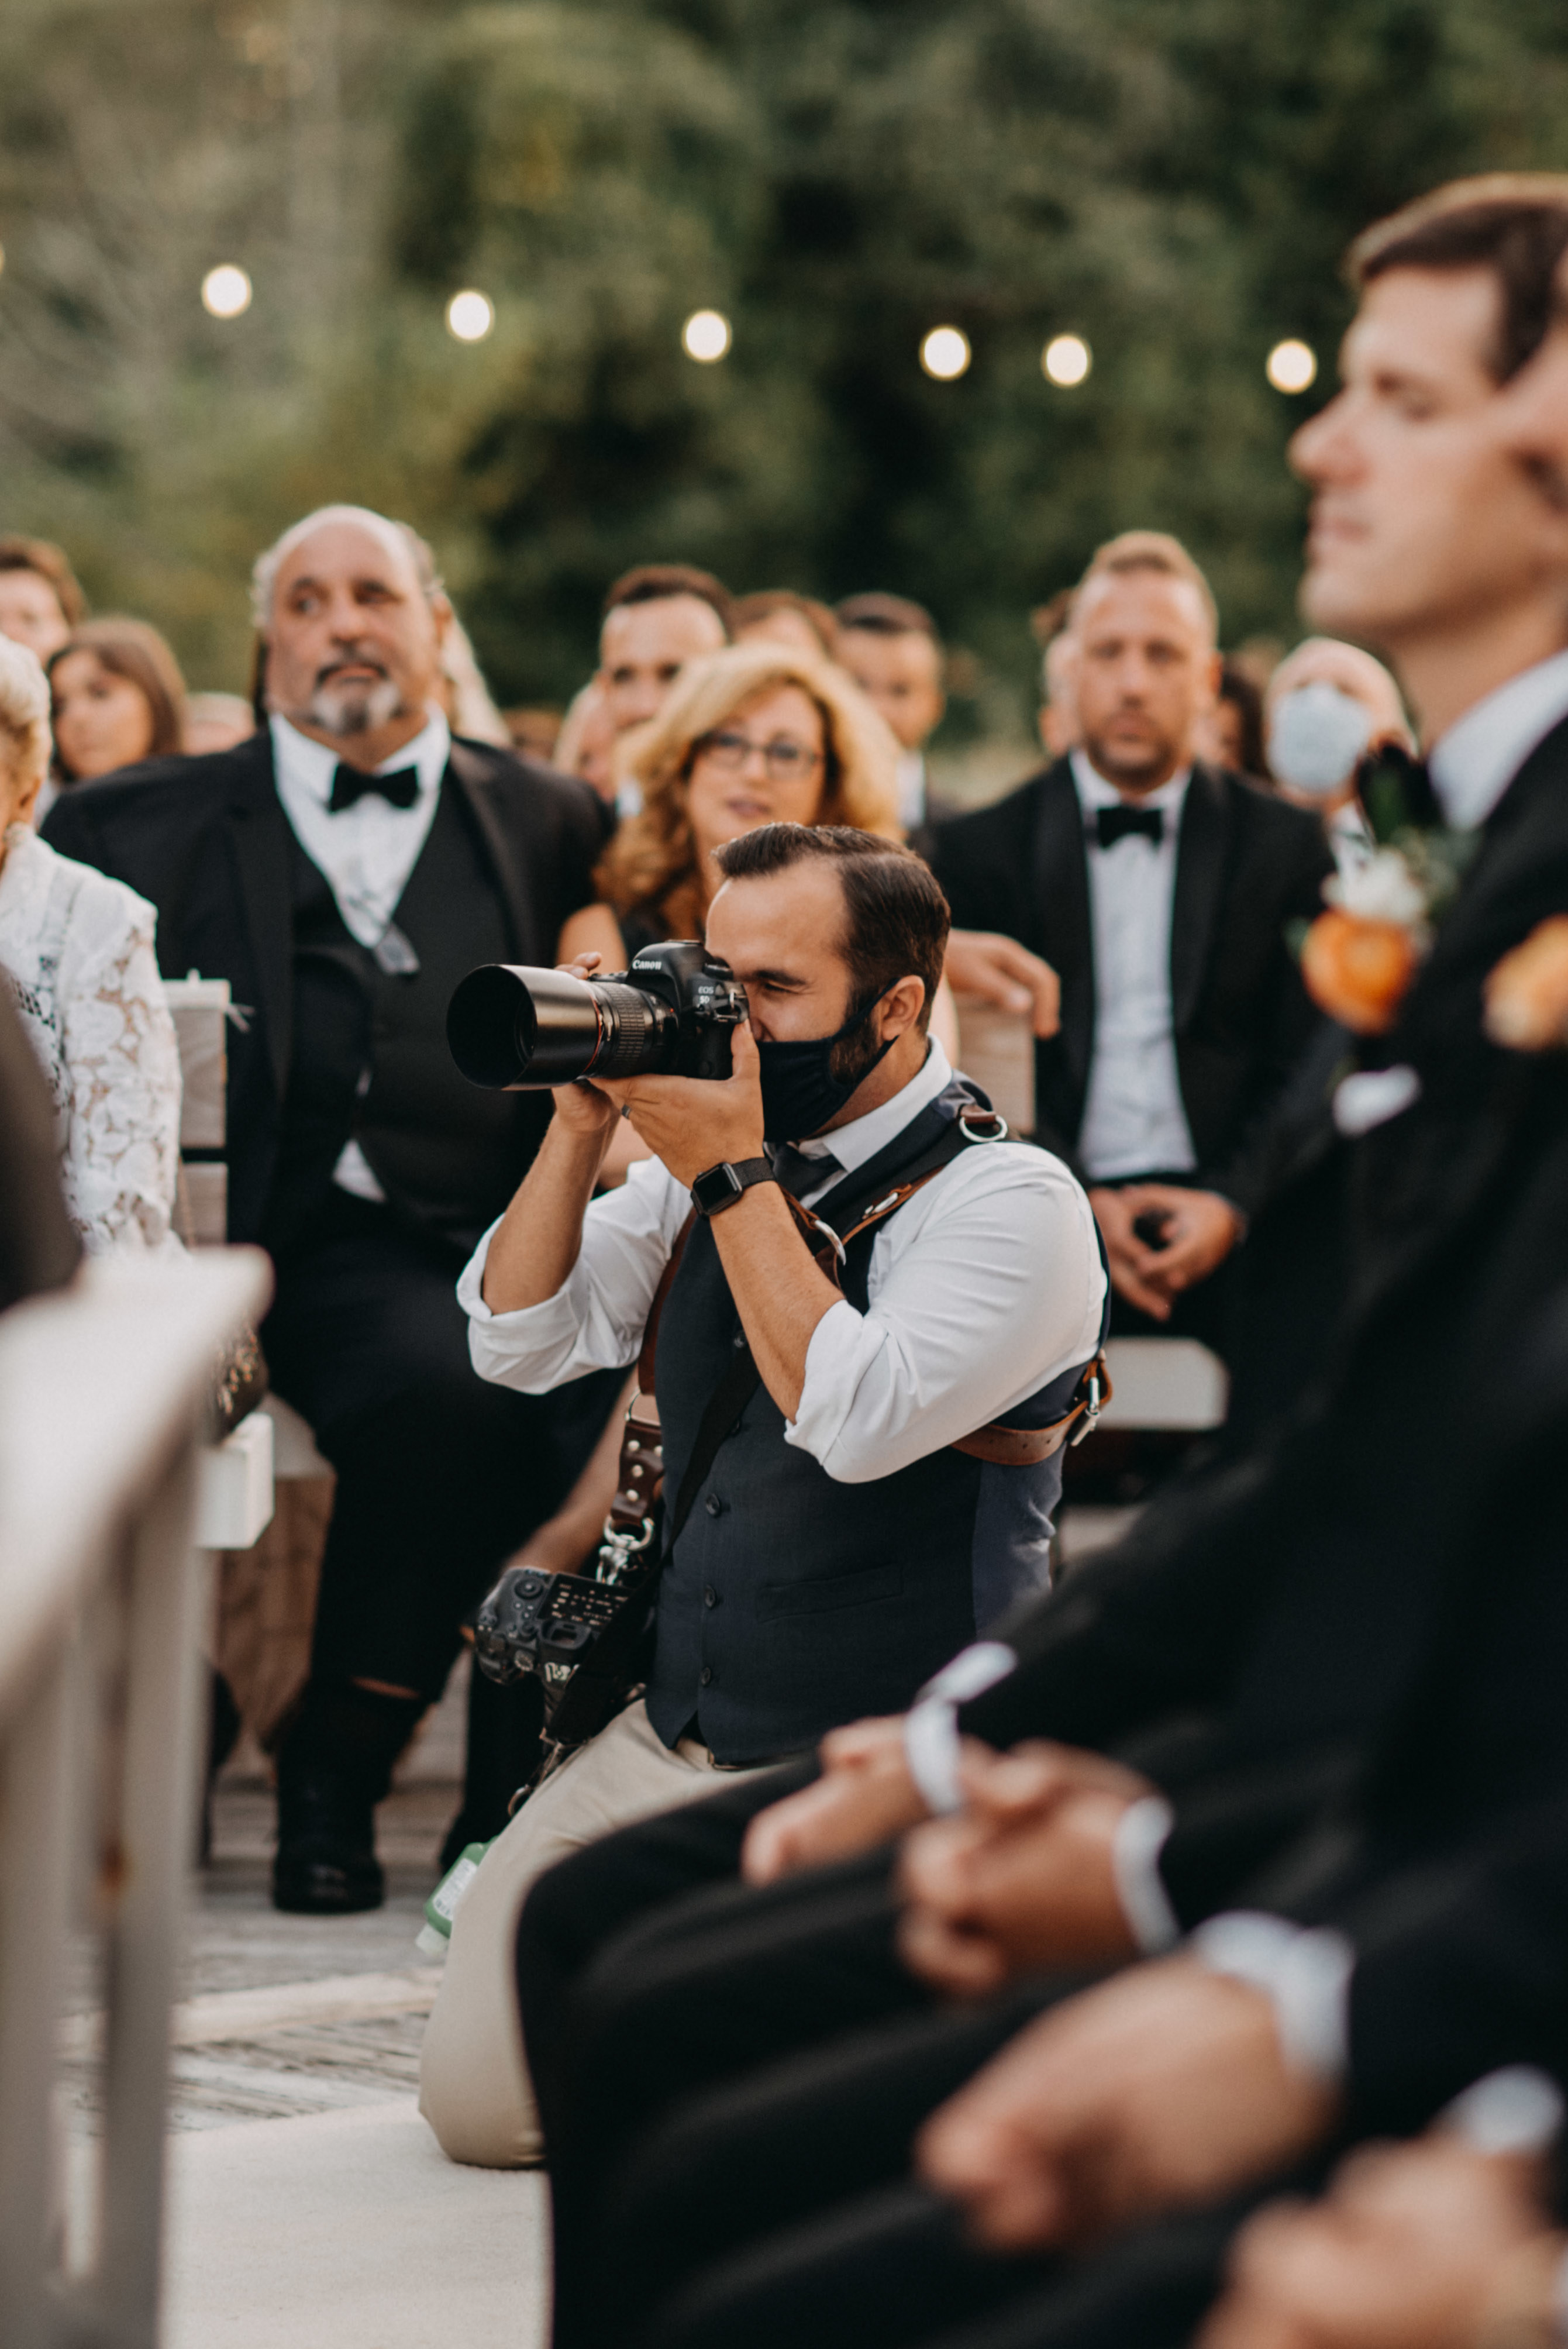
[46,504,608,1915]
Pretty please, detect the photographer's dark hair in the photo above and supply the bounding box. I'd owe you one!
[712,825,950,1033]
[1351,176,1568,383]
[603,563,735,638]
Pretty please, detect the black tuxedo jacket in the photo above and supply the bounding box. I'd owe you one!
[42,730,604,1246]
[954,715,1568,1997]
[929,759,1333,1213]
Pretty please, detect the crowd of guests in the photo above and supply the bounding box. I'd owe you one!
[8,164,1568,2349]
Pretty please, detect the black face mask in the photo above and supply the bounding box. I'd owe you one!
[756,991,895,1143]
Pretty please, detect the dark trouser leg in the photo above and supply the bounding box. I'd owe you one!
[536,1835,931,2349]
[518,1759,818,2126]
[639,2168,1329,2349]
[263,1203,574,1908]
[592,1983,1067,2349]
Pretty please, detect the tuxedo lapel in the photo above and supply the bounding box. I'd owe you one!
[1032,764,1094,1090]
[223,731,294,1100]
[448,741,540,963]
[1170,763,1232,1034]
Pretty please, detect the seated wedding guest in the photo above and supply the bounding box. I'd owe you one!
[511,170,1568,2349]
[0,638,180,1256]
[1202,2089,1568,2349]
[552,678,616,805]
[439,608,513,748]
[932,532,1333,1352]
[183,690,256,756]
[577,639,902,963]
[1265,635,1413,873]
[48,617,187,798]
[44,503,608,1915]
[836,593,946,830]
[1031,593,1082,759]
[418,824,1106,2170]
[598,564,733,740]
[732,590,839,661]
[0,535,85,666]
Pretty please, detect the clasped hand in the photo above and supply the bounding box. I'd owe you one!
[1090,1182,1243,1321]
[895,1741,1150,1994]
[550,953,766,1189]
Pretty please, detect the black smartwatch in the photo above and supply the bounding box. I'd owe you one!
[691,1156,776,1219]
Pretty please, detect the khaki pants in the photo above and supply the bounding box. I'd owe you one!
[418,1699,769,2168]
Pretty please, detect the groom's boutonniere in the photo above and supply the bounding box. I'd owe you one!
[1299,746,1479,1034]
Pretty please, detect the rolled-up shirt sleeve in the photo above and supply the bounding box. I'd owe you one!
[458,1153,690,1393]
[786,1149,1106,1482]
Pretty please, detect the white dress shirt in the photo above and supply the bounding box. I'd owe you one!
[270,707,453,1202]
[459,1040,1107,1485]
[895,749,928,831]
[1071,751,1198,1181]
[1428,645,1568,830]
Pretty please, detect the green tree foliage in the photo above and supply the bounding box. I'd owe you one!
[2,0,1568,718]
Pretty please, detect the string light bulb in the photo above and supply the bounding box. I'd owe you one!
[920,326,970,381]
[1267,339,1317,393]
[681,309,732,363]
[201,264,252,319]
[446,290,495,342]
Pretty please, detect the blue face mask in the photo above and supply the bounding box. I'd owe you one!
[756,991,895,1143]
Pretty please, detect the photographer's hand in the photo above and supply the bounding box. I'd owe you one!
[599,1015,768,1185]
[606,1025,843,1420]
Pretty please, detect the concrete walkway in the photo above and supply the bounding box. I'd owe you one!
[62,1659,550,2346]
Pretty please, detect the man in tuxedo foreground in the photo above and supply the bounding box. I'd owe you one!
[930,532,1333,1351]
[46,503,608,1912]
[505,176,1568,2349]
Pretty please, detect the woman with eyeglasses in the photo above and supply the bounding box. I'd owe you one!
[558,640,902,974]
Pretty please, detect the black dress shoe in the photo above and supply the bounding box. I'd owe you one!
[271,1678,425,1916]
[272,1773,386,1914]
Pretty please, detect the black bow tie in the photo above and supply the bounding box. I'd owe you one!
[329,762,420,814]
[1093,802,1164,851]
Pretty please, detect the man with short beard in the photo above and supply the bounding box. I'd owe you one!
[46,504,608,1913]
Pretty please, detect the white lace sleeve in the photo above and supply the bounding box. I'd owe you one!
[57,904,183,1253]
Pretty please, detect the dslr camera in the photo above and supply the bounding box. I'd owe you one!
[447,939,749,1090]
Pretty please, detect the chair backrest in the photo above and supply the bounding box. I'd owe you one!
[162,972,229,1246]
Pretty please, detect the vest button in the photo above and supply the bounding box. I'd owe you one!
[703,1585,719,1608]
[699,1665,714,1687]
[705,1493,724,1517]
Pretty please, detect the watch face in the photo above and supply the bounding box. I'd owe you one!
[694,1162,743,1215]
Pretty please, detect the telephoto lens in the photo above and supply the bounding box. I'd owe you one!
[447,939,748,1090]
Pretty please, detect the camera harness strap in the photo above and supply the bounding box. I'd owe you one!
[596,1101,1110,1578]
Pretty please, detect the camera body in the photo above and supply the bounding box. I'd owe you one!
[473,1553,661,1749]
[447,939,749,1091]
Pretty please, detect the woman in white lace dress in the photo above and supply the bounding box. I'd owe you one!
[0,635,181,1255]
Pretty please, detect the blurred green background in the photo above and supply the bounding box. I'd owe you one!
[4,0,1567,750]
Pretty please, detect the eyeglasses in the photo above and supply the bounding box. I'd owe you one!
[694,728,825,783]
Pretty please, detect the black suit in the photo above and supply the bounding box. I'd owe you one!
[929,759,1333,1218]
[45,730,612,1706]
[517,715,1568,2345]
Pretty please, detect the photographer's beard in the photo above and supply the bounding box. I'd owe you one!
[757,988,900,1143]
[297,660,407,740]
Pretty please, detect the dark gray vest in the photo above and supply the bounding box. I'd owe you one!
[265,780,551,1256]
[645,1084,1098,1762]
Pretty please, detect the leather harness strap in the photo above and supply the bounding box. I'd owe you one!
[607,1106,1109,1547]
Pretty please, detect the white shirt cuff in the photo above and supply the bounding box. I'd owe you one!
[902,1642,1017,1815]
[1191,1911,1356,2083]
[1441,2068,1565,2158]
[1111,1796,1180,1954]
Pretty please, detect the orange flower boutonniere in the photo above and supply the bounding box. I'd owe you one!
[1297,748,1478,1035]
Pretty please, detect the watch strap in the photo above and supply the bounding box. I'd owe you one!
[691,1156,776,1218]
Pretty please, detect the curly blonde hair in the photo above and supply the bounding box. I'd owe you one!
[596,643,902,939]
